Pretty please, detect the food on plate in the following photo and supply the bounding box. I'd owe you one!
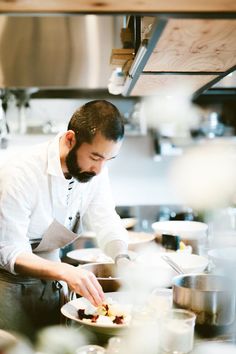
[77,297,131,325]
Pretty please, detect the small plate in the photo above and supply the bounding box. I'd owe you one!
[66,248,113,265]
[128,231,155,250]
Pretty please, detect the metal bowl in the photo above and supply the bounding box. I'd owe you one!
[79,263,121,292]
[173,274,236,330]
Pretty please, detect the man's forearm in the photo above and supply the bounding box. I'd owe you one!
[14,252,71,281]
[14,252,105,306]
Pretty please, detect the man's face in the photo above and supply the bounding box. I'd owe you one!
[65,132,122,183]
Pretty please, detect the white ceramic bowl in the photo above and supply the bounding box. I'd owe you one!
[151,221,208,254]
[136,252,209,287]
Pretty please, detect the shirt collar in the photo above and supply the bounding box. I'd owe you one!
[47,132,65,178]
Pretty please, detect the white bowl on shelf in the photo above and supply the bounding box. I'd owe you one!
[151,220,208,254]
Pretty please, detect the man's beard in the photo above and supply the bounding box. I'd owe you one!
[65,146,96,183]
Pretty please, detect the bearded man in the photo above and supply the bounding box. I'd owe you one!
[0,100,130,337]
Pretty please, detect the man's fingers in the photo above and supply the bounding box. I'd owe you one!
[89,273,105,302]
[73,269,104,306]
[84,275,104,306]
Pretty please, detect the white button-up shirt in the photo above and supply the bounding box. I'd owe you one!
[0,134,128,274]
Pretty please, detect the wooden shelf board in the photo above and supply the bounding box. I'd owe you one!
[130,73,219,96]
[0,0,236,14]
[144,19,236,72]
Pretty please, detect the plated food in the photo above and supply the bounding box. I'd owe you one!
[61,292,132,335]
[77,297,131,326]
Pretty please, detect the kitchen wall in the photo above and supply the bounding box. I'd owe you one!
[2,98,183,206]
[108,134,181,206]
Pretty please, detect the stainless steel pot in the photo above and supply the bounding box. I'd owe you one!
[173,274,235,327]
[80,263,121,292]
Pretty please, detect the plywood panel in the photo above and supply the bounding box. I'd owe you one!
[130,74,219,96]
[144,19,236,72]
[0,0,236,13]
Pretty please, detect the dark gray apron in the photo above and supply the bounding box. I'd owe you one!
[0,177,80,338]
[0,176,81,337]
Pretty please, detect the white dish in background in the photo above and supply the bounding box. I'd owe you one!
[152,221,208,239]
[61,292,132,335]
[137,252,208,273]
[151,221,208,254]
[128,231,155,250]
[67,248,137,265]
[136,252,208,287]
[66,248,113,264]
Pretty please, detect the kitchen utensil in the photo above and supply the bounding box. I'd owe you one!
[161,255,185,274]
[148,288,173,318]
[79,263,121,292]
[172,274,236,331]
[160,309,196,354]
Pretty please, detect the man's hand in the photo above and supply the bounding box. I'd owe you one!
[62,265,105,307]
[14,252,105,307]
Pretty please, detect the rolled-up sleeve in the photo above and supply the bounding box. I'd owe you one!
[82,167,129,252]
[0,166,35,274]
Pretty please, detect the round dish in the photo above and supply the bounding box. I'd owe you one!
[66,248,113,265]
[128,231,155,250]
[61,292,132,335]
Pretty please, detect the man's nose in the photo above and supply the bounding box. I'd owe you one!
[91,160,105,175]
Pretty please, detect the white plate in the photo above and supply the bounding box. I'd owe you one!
[128,232,155,249]
[66,248,113,264]
[61,292,132,335]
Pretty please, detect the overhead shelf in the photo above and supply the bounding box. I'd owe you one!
[0,0,236,14]
[123,17,236,97]
[130,73,219,96]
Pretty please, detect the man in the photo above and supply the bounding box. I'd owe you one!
[0,100,130,337]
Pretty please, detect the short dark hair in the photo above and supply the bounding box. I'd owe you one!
[67,100,124,147]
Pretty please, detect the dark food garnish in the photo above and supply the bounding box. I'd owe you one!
[113,315,124,324]
[78,309,99,323]
[78,304,126,325]
[78,309,93,320]
[103,303,109,315]
[91,315,99,323]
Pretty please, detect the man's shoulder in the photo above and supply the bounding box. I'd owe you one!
[0,141,49,181]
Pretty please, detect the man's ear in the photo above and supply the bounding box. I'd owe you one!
[65,130,76,149]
